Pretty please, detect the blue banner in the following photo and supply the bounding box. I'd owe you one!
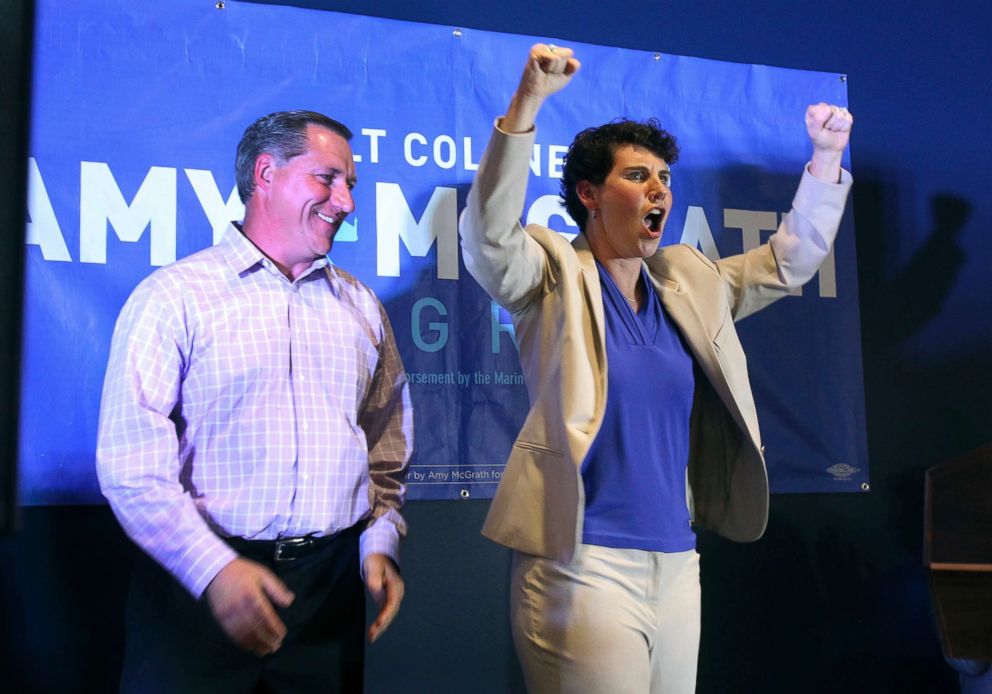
[22,0,868,503]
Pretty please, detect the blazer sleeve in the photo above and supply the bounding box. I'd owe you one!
[459,122,556,314]
[715,165,853,321]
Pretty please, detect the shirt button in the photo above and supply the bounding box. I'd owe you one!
[302,473,310,481]
[302,422,310,430]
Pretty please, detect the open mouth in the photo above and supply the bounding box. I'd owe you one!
[315,210,340,226]
[642,208,664,235]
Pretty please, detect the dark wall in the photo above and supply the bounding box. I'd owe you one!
[5,1,991,692]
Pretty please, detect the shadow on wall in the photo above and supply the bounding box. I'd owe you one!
[696,176,980,694]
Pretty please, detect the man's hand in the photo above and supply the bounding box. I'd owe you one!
[503,43,582,133]
[204,557,295,656]
[364,553,404,643]
[806,102,854,181]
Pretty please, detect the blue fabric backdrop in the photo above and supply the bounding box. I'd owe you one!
[21,0,867,502]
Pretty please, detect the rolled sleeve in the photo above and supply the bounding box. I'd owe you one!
[770,164,853,286]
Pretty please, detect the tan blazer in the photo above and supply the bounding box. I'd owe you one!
[460,125,852,563]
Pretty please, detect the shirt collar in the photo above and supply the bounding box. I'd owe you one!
[219,222,330,280]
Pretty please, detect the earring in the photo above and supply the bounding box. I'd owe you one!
[591,209,600,220]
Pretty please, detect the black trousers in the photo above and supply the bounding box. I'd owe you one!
[120,526,365,694]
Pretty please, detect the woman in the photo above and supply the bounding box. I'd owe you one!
[459,44,853,692]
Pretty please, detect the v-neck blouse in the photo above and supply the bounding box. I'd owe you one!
[579,263,697,552]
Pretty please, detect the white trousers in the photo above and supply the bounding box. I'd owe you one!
[511,545,701,694]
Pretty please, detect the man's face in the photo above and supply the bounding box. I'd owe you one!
[265,124,356,263]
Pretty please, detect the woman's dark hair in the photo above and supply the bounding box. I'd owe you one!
[235,110,352,203]
[560,118,679,231]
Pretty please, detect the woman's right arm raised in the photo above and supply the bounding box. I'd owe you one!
[459,45,581,311]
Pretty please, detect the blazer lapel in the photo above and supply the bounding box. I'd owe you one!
[645,259,752,439]
[572,233,607,440]
[572,233,607,352]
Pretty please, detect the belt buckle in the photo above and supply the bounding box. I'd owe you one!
[273,536,308,563]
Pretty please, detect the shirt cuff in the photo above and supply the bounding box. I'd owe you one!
[171,531,240,599]
[358,512,403,579]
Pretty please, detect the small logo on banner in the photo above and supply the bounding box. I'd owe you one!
[826,463,860,481]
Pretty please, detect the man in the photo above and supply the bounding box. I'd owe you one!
[97,110,411,693]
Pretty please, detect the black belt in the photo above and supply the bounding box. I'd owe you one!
[224,525,358,564]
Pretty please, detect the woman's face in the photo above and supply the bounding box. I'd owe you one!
[581,145,672,260]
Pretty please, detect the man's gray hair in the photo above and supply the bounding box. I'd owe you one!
[235,110,352,203]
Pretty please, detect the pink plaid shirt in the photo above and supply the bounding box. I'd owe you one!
[96,224,412,597]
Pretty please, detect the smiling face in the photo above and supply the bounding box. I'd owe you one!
[579,144,672,261]
[250,124,356,277]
